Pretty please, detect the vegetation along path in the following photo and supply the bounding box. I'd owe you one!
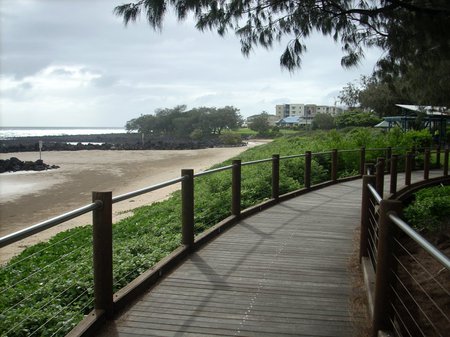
[98,179,367,337]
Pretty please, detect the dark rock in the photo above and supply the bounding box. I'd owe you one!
[0,157,60,173]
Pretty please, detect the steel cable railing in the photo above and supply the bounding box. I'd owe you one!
[360,153,449,336]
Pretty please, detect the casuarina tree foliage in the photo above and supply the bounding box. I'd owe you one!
[114,1,450,73]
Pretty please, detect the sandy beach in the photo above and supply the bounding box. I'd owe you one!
[0,144,263,263]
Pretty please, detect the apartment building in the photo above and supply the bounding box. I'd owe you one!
[276,104,342,119]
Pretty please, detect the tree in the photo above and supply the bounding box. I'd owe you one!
[248,113,270,136]
[338,81,361,110]
[114,1,450,73]
[335,110,381,128]
[312,113,335,130]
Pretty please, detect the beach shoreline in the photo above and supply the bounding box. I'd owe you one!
[0,143,267,263]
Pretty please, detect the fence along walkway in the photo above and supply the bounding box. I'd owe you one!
[97,179,366,337]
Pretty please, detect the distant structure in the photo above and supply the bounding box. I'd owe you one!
[375,104,449,145]
[275,104,343,126]
[246,114,279,126]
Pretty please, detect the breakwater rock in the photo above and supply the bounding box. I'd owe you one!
[0,157,60,173]
[0,133,244,153]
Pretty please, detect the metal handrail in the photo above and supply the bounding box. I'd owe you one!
[113,177,185,203]
[279,153,306,160]
[241,158,273,166]
[194,164,234,177]
[389,213,450,270]
[367,184,383,204]
[0,202,102,248]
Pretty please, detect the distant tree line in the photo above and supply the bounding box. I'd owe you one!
[126,105,243,140]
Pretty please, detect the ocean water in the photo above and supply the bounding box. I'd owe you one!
[0,127,126,140]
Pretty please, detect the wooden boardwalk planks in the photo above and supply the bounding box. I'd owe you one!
[98,179,365,337]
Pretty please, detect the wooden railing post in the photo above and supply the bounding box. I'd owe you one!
[304,151,311,189]
[272,154,280,200]
[92,191,113,319]
[331,149,338,181]
[390,154,398,195]
[436,145,441,168]
[360,147,366,176]
[231,160,241,216]
[360,175,376,262]
[444,149,449,176]
[375,157,385,196]
[371,199,403,337]
[181,169,194,246]
[424,148,430,180]
[405,152,413,186]
[386,147,392,174]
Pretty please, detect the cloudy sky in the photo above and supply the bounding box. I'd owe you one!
[1,0,383,127]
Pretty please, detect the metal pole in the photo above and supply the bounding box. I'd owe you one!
[181,169,194,246]
[272,154,280,200]
[371,200,403,337]
[360,175,376,262]
[305,151,311,189]
[92,191,113,319]
[231,160,241,216]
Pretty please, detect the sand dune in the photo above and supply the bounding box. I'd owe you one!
[0,144,263,263]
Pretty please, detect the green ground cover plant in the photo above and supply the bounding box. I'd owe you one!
[0,127,435,336]
[404,185,450,233]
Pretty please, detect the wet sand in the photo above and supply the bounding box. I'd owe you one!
[0,144,261,263]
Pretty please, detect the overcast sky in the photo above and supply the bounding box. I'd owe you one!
[1,0,383,127]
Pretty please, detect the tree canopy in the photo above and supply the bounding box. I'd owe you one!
[126,105,243,138]
[114,1,450,72]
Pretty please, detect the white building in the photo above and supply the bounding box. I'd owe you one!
[276,104,343,119]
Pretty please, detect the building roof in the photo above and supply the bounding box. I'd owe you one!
[396,104,449,114]
[278,116,301,124]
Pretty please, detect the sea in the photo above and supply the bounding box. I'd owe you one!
[0,127,127,140]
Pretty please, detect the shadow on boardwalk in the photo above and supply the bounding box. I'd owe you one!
[98,179,367,337]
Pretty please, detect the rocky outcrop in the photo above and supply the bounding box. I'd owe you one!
[0,133,244,153]
[0,157,60,173]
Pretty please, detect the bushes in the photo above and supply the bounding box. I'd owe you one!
[404,185,450,233]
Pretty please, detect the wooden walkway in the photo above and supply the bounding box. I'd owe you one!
[98,179,366,337]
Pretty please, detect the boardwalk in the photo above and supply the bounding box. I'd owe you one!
[98,179,366,337]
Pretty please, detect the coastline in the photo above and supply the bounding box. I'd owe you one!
[0,144,267,263]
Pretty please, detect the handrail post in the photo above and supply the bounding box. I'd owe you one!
[360,147,366,176]
[231,160,241,216]
[371,200,403,337]
[386,147,392,174]
[444,149,449,176]
[92,191,113,319]
[375,157,385,196]
[181,169,194,246]
[304,151,311,189]
[436,145,441,168]
[331,149,338,181]
[405,152,413,185]
[424,148,430,180]
[272,154,280,200]
[390,154,398,195]
[360,175,376,262]
[365,163,374,175]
